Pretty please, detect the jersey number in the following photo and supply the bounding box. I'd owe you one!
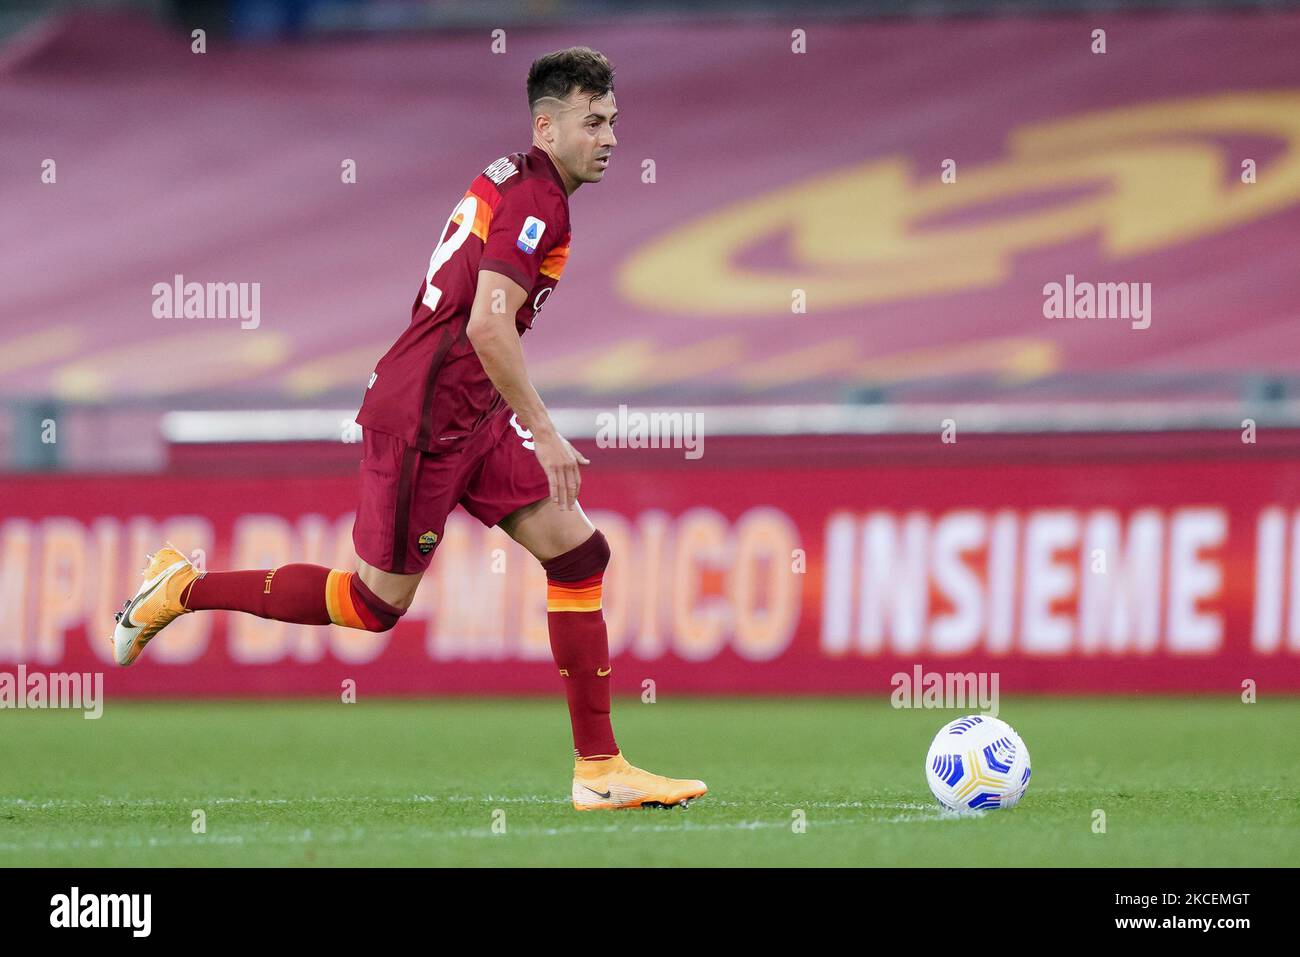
[421,195,478,312]
[509,413,536,450]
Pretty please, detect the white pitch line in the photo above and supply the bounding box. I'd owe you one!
[0,795,572,809]
[1,795,974,832]
[0,796,946,811]
[0,818,879,853]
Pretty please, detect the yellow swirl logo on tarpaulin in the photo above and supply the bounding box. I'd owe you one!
[619,92,1300,315]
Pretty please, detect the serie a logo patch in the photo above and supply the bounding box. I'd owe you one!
[417,531,439,554]
[517,216,545,254]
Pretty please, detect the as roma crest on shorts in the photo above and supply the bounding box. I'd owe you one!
[417,530,439,554]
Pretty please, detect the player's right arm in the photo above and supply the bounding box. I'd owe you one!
[466,269,590,510]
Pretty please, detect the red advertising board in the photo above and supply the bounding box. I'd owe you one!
[3,432,1299,696]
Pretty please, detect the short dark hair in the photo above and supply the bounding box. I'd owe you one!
[527,47,615,114]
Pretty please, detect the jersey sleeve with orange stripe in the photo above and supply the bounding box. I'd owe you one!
[479,175,571,305]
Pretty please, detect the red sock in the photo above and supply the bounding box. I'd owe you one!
[181,564,403,632]
[543,531,619,760]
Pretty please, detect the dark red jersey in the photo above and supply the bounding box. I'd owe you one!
[356,145,572,452]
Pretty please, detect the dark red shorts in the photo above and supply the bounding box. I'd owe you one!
[352,405,551,574]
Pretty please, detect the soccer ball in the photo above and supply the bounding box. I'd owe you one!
[925,715,1031,811]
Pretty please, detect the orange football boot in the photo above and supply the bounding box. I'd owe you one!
[111,544,201,666]
[572,752,707,810]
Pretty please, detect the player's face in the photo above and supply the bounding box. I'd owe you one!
[556,91,618,187]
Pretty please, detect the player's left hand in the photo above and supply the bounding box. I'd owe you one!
[533,429,590,510]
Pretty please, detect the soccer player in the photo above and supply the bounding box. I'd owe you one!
[110,47,706,811]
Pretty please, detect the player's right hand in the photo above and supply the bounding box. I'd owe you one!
[533,429,590,510]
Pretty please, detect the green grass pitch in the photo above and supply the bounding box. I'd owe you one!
[2,696,1297,867]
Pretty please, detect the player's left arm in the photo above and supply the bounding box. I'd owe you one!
[466,269,589,510]
[469,179,586,508]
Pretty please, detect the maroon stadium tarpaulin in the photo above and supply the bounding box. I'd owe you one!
[2,11,1300,408]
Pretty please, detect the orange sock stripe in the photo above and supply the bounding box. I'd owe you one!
[324,570,344,624]
[326,570,367,629]
[547,575,603,613]
[551,585,602,601]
